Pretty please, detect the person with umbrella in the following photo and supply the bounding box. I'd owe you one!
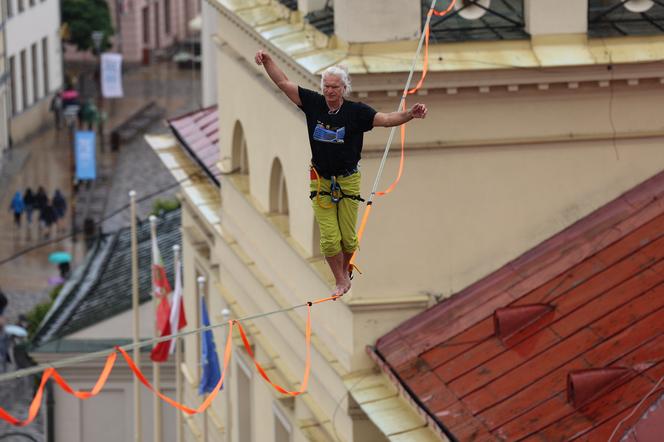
[49,251,72,278]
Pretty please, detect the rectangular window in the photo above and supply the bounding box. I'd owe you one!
[6,0,13,18]
[42,37,49,94]
[237,357,252,442]
[142,7,150,44]
[164,0,171,35]
[20,49,28,108]
[31,43,39,100]
[17,0,23,13]
[9,56,16,115]
[154,1,160,48]
[274,404,292,442]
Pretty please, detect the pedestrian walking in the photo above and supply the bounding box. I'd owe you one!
[0,287,7,317]
[78,99,98,130]
[35,186,48,235]
[9,191,24,228]
[52,189,67,231]
[23,187,35,226]
[0,288,8,373]
[40,200,57,239]
[0,321,9,373]
[50,91,63,129]
[255,49,427,295]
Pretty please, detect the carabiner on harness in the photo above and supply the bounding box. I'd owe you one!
[330,176,342,204]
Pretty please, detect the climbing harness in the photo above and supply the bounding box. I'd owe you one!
[0,0,461,427]
[310,166,364,209]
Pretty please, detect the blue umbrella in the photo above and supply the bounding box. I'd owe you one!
[48,251,72,264]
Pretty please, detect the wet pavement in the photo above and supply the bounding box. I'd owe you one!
[0,61,199,440]
[0,61,197,297]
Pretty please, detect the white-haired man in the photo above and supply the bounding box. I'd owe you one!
[255,49,428,296]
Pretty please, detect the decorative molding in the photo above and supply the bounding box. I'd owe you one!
[346,295,430,312]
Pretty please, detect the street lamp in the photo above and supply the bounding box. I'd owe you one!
[91,31,105,149]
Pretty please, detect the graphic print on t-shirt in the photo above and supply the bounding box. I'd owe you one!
[313,121,345,144]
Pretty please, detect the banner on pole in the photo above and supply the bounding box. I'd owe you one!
[75,131,96,180]
[101,53,124,98]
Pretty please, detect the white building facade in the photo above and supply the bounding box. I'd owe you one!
[0,0,10,166]
[5,0,63,142]
[180,0,664,441]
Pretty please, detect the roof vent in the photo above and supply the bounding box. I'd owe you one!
[493,304,553,340]
[567,367,632,408]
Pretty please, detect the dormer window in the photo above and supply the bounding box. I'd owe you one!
[423,0,528,42]
[589,0,664,37]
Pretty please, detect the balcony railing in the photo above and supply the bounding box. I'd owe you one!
[422,0,528,42]
[589,0,664,37]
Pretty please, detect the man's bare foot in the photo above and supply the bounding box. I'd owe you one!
[333,276,351,296]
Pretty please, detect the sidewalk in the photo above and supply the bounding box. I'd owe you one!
[0,61,198,295]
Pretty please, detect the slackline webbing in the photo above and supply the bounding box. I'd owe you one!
[349,0,457,272]
[0,0,458,426]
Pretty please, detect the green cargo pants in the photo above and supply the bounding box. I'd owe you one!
[310,171,361,257]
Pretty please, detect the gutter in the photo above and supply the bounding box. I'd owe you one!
[367,346,459,442]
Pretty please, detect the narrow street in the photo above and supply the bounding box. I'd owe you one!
[0,60,199,440]
[0,61,198,297]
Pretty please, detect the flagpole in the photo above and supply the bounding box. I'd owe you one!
[129,190,142,442]
[149,215,163,442]
[198,276,208,442]
[173,245,184,442]
[221,308,231,441]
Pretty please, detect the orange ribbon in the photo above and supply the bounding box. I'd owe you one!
[348,0,456,274]
[235,303,312,396]
[0,296,335,426]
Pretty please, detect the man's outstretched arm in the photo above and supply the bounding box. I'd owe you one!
[373,103,428,127]
[255,49,302,106]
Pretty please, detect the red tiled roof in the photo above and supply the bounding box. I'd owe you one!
[376,170,664,441]
[168,106,220,185]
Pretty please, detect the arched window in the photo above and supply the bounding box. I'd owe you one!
[231,121,249,175]
[269,158,289,215]
[268,158,290,235]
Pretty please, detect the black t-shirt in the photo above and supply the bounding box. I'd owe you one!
[298,87,377,177]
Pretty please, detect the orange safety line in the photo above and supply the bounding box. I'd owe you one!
[375,101,407,197]
[0,351,118,426]
[0,294,341,426]
[235,303,312,395]
[116,320,234,414]
[347,0,456,274]
[311,165,334,209]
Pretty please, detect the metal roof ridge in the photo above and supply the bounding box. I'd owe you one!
[33,235,117,346]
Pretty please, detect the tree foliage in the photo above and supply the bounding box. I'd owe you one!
[62,0,114,53]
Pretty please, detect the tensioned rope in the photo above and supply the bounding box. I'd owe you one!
[1,0,457,427]
[0,293,337,426]
[348,0,457,274]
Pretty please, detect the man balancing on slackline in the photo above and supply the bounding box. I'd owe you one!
[255,49,428,296]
